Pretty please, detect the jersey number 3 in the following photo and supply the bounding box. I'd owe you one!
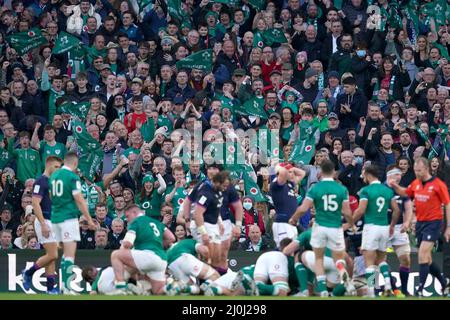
[322,194,338,211]
[149,222,160,237]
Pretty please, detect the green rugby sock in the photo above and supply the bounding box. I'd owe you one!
[295,263,308,292]
[256,282,277,295]
[316,275,327,293]
[332,284,346,296]
[64,258,74,290]
[379,262,391,290]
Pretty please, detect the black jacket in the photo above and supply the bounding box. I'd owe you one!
[107,232,125,250]
[78,230,96,250]
[334,89,368,129]
[338,164,364,197]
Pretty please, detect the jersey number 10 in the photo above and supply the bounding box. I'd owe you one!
[51,180,63,197]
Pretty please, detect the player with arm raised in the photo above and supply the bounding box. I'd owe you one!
[353,165,400,298]
[388,157,450,297]
[270,162,306,248]
[385,165,413,297]
[110,204,175,295]
[22,156,63,294]
[289,160,354,297]
[49,151,96,295]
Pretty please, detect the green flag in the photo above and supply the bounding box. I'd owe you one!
[262,28,288,46]
[243,171,266,202]
[248,0,265,10]
[253,31,265,48]
[140,117,156,142]
[234,97,267,119]
[52,32,82,55]
[213,0,239,5]
[72,119,104,180]
[59,101,90,120]
[176,49,213,72]
[288,120,317,165]
[167,0,185,21]
[415,125,438,159]
[6,28,47,56]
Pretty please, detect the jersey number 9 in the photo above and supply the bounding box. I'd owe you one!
[376,197,385,213]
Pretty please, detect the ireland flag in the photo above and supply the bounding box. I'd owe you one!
[59,101,90,120]
[288,120,317,165]
[262,28,288,46]
[248,0,266,10]
[243,171,265,202]
[52,32,82,55]
[234,97,267,119]
[176,49,213,72]
[253,31,265,48]
[6,28,47,55]
[140,117,156,142]
[72,120,104,181]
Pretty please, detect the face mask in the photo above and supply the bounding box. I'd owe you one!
[243,202,253,210]
[354,156,364,165]
[356,50,366,57]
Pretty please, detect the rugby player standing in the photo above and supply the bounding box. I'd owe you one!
[289,160,354,296]
[22,156,63,294]
[48,151,96,294]
[353,165,401,297]
[270,163,305,248]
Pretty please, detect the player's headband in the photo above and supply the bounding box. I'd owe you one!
[386,168,401,177]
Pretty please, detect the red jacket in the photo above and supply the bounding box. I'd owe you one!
[124,112,147,133]
[243,209,265,237]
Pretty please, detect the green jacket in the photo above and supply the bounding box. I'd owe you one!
[7,138,42,183]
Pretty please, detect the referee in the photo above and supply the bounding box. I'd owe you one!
[389,157,450,296]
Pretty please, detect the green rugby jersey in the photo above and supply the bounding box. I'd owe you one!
[39,141,65,163]
[136,190,163,218]
[49,166,83,223]
[359,181,394,226]
[128,215,167,260]
[167,238,198,265]
[305,178,349,228]
[165,185,188,216]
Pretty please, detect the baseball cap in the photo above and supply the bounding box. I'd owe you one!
[173,96,185,104]
[269,112,281,119]
[270,69,282,76]
[305,68,319,79]
[233,68,246,77]
[328,112,338,120]
[327,71,340,80]
[99,64,111,71]
[161,36,174,46]
[132,77,143,85]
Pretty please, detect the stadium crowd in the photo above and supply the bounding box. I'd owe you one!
[0,0,449,296]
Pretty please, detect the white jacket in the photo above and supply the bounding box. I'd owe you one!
[66,4,102,36]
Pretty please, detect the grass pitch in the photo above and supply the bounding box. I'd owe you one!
[0,293,446,300]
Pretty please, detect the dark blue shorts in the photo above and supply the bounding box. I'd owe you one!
[416,220,442,245]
